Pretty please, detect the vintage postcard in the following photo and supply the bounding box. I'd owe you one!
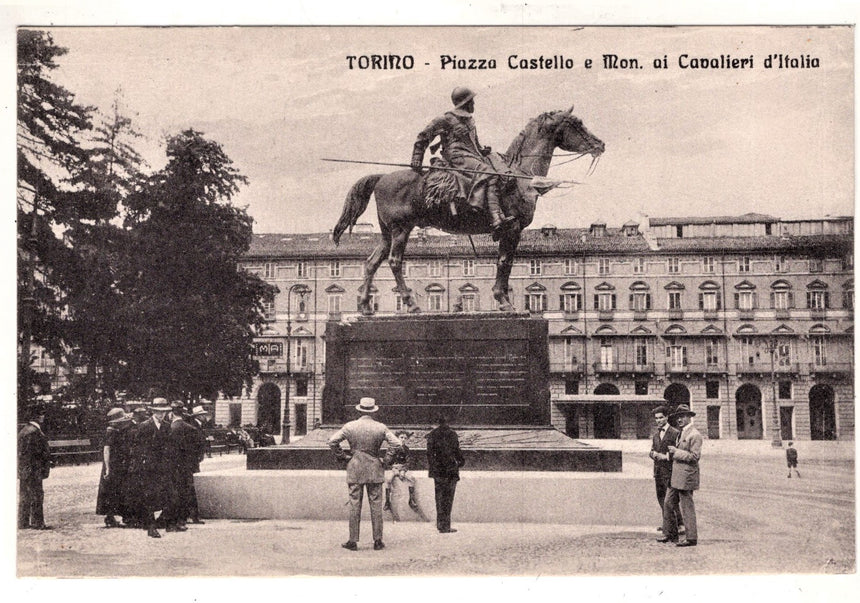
[7,11,857,603]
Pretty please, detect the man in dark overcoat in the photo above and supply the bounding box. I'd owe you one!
[130,397,172,538]
[649,405,683,533]
[426,413,465,534]
[186,405,210,523]
[164,402,199,531]
[17,405,52,530]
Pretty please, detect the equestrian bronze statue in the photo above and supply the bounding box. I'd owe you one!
[332,89,604,315]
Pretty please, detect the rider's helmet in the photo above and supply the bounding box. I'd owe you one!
[451,86,476,109]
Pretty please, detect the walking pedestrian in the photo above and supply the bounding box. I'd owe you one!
[17,405,53,530]
[96,407,134,528]
[786,441,801,478]
[658,404,703,547]
[426,414,465,534]
[327,397,401,551]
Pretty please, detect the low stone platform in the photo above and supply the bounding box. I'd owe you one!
[248,428,622,472]
[195,464,652,525]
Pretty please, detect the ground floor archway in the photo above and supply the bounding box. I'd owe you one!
[735,383,763,440]
[257,382,282,435]
[809,384,836,440]
[593,383,619,438]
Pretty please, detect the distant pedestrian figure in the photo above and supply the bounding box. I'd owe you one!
[426,414,465,534]
[17,405,53,530]
[328,397,401,551]
[96,408,134,528]
[786,441,800,478]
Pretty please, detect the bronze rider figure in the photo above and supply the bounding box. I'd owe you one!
[411,86,516,237]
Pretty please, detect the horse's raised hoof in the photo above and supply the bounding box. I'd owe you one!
[407,305,421,314]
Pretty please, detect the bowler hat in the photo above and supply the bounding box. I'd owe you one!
[191,405,209,417]
[149,397,171,411]
[355,397,379,413]
[106,407,131,424]
[669,404,696,418]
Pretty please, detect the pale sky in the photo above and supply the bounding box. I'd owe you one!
[38,26,855,235]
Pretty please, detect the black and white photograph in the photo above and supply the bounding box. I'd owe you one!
[6,3,857,599]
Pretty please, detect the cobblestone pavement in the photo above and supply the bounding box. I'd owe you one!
[15,446,856,579]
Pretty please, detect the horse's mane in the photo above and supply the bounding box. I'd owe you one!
[503,110,571,165]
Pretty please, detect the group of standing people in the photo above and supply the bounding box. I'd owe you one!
[328,397,464,551]
[96,397,209,538]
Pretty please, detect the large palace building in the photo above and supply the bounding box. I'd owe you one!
[221,213,854,443]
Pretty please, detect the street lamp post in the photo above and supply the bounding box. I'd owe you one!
[765,338,783,448]
[283,284,310,443]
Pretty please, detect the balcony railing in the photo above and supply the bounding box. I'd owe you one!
[809,362,853,373]
[736,362,802,375]
[593,361,656,374]
[633,310,648,321]
[597,310,614,321]
[681,362,727,374]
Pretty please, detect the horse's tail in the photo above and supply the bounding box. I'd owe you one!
[332,174,383,245]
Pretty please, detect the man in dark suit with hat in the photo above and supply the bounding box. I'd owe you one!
[649,405,683,534]
[17,405,52,530]
[164,402,199,532]
[130,397,172,538]
[427,413,465,534]
[328,397,402,551]
[187,405,210,523]
[658,404,703,547]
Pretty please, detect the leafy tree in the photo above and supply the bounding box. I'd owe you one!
[119,129,276,401]
[17,29,96,409]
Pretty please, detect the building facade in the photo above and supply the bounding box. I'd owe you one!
[225,214,854,442]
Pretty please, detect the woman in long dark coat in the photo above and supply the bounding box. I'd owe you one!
[96,408,134,527]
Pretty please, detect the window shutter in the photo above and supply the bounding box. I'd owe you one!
[734,293,740,309]
[475,295,481,311]
[629,294,634,309]
[699,293,704,310]
[611,294,617,310]
[788,292,794,308]
[752,292,758,309]
[559,294,564,310]
[646,293,652,310]
[682,346,688,365]
[594,294,599,310]
[806,291,812,308]
[824,292,830,308]
[717,294,722,310]
[770,292,775,309]
[524,295,530,311]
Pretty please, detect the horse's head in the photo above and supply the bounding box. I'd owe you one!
[553,106,605,158]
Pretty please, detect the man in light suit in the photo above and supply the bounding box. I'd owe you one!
[658,404,703,547]
[649,405,683,534]
[328,397,401,551]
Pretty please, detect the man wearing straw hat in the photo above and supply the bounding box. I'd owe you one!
[328,397,402,551]
[130,397,172,538]
[657,404,703,547]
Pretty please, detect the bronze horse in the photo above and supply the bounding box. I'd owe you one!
[333,107,605,314]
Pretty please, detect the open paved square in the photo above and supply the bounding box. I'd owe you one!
[16,441,855,578]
